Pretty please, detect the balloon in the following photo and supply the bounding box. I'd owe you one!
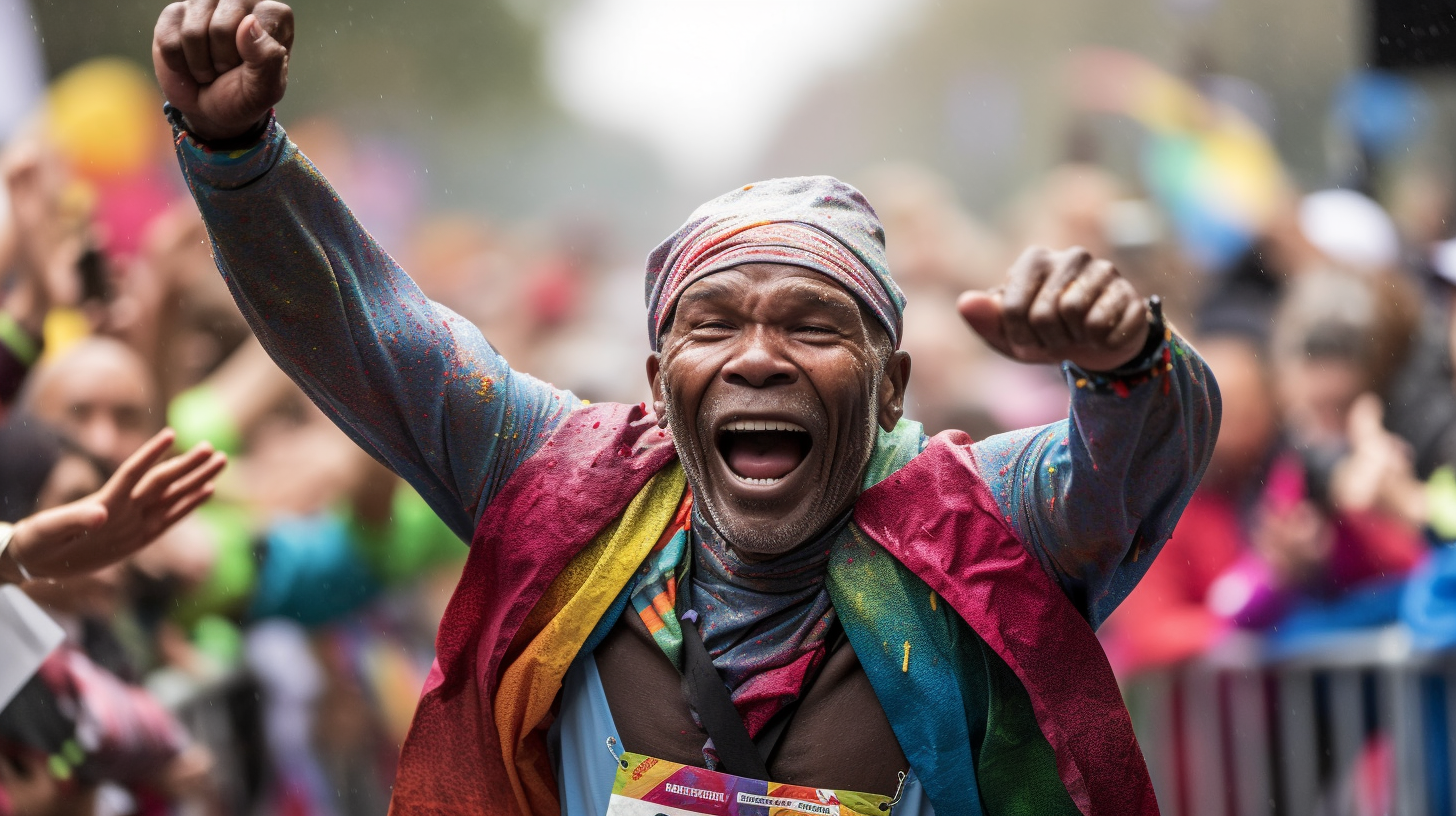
[46,58,161,180]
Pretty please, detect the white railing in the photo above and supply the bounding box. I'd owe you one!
[1124,627,1456,816]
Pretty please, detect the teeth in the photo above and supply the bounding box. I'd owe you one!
[736,476,783,486]
[722,420,808,433]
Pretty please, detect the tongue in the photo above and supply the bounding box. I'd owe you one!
[725,432,805,480]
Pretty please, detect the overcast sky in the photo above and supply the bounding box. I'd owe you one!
[545,0,928,190]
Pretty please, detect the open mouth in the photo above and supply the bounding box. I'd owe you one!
[716,420,813,485]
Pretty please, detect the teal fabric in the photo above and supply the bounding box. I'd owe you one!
[827,420,1081,816]
[248,513,383,626]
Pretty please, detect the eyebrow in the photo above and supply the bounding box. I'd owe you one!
[676,277,739,310]
[680,275,861,313]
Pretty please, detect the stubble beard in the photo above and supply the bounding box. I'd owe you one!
[660,368,882,557]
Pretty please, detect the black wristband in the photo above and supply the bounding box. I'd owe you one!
[1100,295,1168,377]
[164,102,272,151]
[1069,295,1174,397]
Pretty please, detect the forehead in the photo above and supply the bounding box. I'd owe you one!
[676,263,862,313]
[40,348,153,409]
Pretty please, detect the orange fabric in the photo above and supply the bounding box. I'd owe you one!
[492,463,686,814]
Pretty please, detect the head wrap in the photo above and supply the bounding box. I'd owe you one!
[645,176,905,351]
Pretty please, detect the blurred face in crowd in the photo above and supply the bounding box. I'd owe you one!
[28,338,158,469]
[1274,355,1365,448]
[1199,338,1278,491]
[649,264,910,557]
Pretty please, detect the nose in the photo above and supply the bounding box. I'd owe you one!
[79,418,124,470]
[721,329,798,388]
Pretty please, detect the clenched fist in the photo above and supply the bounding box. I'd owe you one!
[958,246,1152,372]
[152,0,295,143]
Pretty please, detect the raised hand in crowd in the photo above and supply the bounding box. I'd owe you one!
[2,138,89,322]
[152,0,295,143]
[0,429,226,584]
[1330,393,1428,529]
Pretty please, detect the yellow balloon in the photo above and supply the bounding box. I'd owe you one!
[47,58,161,179]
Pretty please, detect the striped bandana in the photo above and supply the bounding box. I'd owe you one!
[645,176,906,351]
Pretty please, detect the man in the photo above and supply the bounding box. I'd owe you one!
[25,337,159,472]
[151,2,1219,814]
[0,427,226,816]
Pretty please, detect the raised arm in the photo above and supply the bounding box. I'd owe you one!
[959,248,1221,627]
[152,0,579,539]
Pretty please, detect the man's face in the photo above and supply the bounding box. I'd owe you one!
[649,263,910,557]
[32,343,156,470]
[1275,356,1365,448]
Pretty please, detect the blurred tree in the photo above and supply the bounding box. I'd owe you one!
[29,0,549,131]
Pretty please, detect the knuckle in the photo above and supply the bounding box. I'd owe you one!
[1015,245,1052,271]
[1083,260,1114,284]
[1000,293,1031,319]
[1058,289,1091,317]
[180,18,209,40]
[1027,306,1059,331]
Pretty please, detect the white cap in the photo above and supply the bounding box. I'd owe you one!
[1432,239,1456,286]
[1299,189,1401,273]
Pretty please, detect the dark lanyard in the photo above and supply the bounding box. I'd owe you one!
[674,577,803,780]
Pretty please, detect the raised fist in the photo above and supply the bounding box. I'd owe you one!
[957,246,1151,372]
[152,0,295,143]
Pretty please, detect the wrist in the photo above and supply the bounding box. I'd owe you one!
[0,521,31,584]
[166,104,272,151]
[1068,296,1173,396]
[1094,295,1166,375]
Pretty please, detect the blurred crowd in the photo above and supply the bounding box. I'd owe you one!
[4,44,1456,816]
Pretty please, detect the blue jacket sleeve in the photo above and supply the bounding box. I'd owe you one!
[971,331,1221,628]
[170,111,580,542]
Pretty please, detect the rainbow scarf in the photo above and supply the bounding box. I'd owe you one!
[628,499,840,745]
[389,403,1157,816]
[626,425,923,747]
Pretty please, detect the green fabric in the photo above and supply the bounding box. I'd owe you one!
[168,385,244,456]
[172,502,257,626]
[0,310,39,364]
[1428,466,1456,541]
[349,487,465,585]
[825,419,1080,816]
[191,614,244,667]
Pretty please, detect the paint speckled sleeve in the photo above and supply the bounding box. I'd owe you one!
[971,333,1221,628]
[168,110,580,542]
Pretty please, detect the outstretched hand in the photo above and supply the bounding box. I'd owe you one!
[957,246,1151,372]
[1,429,228,583]
[153,0,295,143]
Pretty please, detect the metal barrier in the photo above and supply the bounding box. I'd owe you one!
[150,667,267,816]
[1123,627,1456,816]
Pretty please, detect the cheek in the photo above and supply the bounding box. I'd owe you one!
[805,350,878,408]
[659,352,714,415]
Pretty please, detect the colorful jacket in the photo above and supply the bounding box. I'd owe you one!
[391,402,1155,815]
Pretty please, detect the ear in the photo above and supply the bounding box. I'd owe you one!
[878,350,911,432]
[646,353,668,428]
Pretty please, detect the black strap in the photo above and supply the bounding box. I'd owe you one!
[679,612,772,779]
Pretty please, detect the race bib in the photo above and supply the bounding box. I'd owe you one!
[605,750,892,816]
